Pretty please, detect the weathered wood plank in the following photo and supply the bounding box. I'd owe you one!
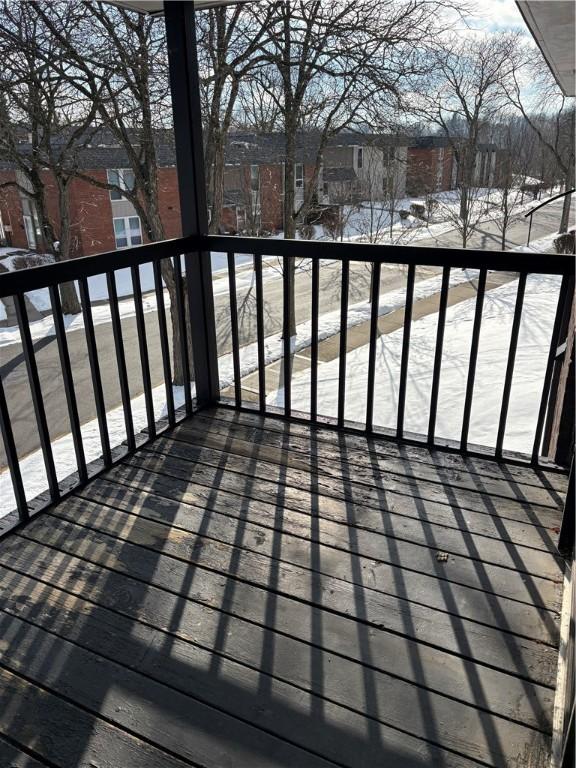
[163,428,562,528]
[66,490,560,644]
[9,516,559,686]
[122,449,560,554]
[0,667,193,768]
[0,613,339,768]
[184,414,563,508]
[0,572,540,767]
[0,736,50,768]
[204,407,568,492]
[0,548,555,735]
[104,462,563,584]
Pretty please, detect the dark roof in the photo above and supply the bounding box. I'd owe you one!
[324,167,358,182]
[0,127,498,173]
[0,127,176,171]
[411,135,498,151]
[223,131,411,165]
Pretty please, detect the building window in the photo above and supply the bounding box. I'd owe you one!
[113,216,142,249]
[21,197,41,249]
[357,147,363,169]
[250,165,260,193]
[107,169,135,201]
[295,163,304,190]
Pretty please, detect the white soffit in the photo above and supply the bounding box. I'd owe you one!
[107,1,250,15]
[516,1,575,96]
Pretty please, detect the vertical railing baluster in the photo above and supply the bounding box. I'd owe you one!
[532,273,571,464]
[153,260,176,427]
[397,264,415,439]
[310,258,319,422]
[79,277,111,466]
[0,374,27,521]
[173,253,192,415]
[337,259,350,428]
[495,272,527,458]
[131,266,156,440]
[283,255,292,417]
[460,267,487,452]
[49,285,87,483]
[254,253,266,414]
[365,260,381,433]
[427,265,450,445]
[227,252,242,408]
[14,292,59,502]
[107,270,136,451]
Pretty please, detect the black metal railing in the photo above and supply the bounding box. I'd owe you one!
[0,233,574,537]
[0,236,198,534]
[202,234,575,466]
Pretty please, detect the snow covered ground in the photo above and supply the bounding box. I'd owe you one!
[339,187,561,246]
[0,267,477,515]
[268,272,561,454]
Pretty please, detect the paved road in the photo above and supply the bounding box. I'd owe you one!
[415,197,574,250]
[1,195,571,465]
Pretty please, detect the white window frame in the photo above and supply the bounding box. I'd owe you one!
[108,168,135,201]
[250,164,260,193]
[295,163,304,191]
[113,215,142,249]
[357,147,364,170]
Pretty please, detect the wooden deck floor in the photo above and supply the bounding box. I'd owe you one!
[0,407,569,768]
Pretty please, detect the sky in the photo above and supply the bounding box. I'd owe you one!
[470,0,528,32]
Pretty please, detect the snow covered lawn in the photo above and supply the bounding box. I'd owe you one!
[268,272,561,454]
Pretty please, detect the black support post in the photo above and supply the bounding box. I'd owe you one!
[164,1,219,408]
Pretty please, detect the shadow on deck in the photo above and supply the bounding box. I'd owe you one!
[0,406,569,768]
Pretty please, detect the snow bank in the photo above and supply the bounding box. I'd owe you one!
[268,272,561,455]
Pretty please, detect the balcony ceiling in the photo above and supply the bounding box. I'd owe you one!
[516,1,575,96]
[108,0,249,14]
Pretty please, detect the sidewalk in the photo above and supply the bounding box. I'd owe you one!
[224,271,516,403]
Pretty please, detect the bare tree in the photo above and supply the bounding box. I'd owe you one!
[505,45,575,233]
[243,0,447,334]
[38,1,190,383]
[413,32,518,246]
[487,122,532,249]
[196,2,275,233]
[0,0,104,313]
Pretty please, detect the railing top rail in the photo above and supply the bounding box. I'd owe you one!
[0,235,195,299]
[524,187,575,218]
[0,232,572,300]
[201,234,575,276]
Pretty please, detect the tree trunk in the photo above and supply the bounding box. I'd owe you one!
[560,163,574,234]
[55,178,81,315]
[148,205,189,388]
[209,133,226,234]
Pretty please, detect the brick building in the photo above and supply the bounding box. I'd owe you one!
[406,136,499,197]
[0,130,505,253]
[0,140,182,256]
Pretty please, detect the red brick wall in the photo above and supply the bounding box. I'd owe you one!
[0,167,186,257]
[406,147,455,196]
[157,167,182,239]
[0,171,27,248]
[260,165,283,231]
[67,171,116,257]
